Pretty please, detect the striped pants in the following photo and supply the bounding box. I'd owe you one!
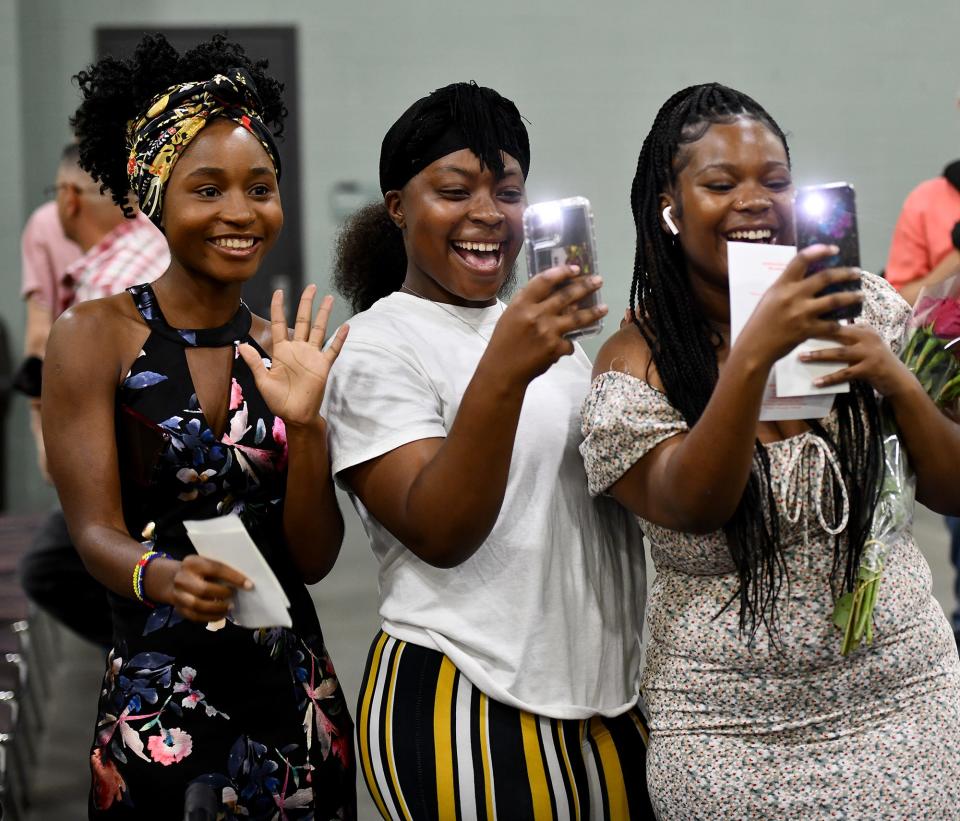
[358,631,650,820]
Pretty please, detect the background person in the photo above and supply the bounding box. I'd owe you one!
[17,143,167,648]
[884,93,960,651]
[885,161,960,306]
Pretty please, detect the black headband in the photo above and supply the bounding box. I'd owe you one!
[379,81,530,194]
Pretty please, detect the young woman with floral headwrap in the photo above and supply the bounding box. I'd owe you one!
[42,35,355,818]
[326,82,650,819]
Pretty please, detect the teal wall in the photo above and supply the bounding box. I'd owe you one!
[4,0,960,511]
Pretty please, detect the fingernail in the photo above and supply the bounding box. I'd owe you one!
[597,303,609,312]
[814,377,826,387]
[243,580,254,591]
[570,265,581,275]
[830,245,840,253]
[591,275,602,285]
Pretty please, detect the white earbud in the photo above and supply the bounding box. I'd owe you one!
[662,205,680,236]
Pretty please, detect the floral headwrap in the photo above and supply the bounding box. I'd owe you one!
[126,68,282,226]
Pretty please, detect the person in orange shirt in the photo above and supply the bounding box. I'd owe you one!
[893,196,960,646]
[884,161,960,306]
[884,95,960,653]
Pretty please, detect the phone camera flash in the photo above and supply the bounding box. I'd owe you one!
[801,193,827,218]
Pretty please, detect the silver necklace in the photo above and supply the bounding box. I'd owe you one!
[399,285,503,342]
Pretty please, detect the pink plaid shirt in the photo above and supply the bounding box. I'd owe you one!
[70,212,169,304]
[20,201,83,316]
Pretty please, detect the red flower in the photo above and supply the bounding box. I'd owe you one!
[930,297,960,339]
[914,296,945,323]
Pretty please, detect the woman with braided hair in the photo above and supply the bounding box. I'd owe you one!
[42,35,355,818]
[325,82,650,818]
[580,82,960,817]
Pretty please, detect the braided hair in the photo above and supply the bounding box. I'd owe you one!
[71,33,286,216]
[629,83,882,641]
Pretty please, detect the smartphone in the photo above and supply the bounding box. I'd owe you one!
[523,197,603,339]
[793,182,861,320]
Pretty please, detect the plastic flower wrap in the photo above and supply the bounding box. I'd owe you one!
[834,274,960,655]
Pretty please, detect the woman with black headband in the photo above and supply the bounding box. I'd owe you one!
[42,35,355,818]
[326,82,650,818]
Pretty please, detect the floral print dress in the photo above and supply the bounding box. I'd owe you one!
[580,275,960,819]
[90,283,355,820]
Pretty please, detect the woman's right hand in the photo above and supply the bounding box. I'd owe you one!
[736,244,863,367]
[149,555,253,623]
[485,265,608,385]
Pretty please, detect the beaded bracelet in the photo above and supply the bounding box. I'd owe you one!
[133,549,171,608]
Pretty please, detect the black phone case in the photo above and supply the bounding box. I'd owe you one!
[794,182,861,320]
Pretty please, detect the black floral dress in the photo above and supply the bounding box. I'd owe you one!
[89,283,355,820]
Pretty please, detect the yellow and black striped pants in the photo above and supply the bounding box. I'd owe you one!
[358,631,651,820]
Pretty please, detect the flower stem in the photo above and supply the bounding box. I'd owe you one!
[911,337,940,373]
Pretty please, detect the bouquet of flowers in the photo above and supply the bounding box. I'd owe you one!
[833,274,960,655]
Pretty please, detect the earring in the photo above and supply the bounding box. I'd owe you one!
[662,206,680,236]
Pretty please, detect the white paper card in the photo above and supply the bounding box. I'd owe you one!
[727,242,836,421]
[184,514,292,629]
[776,338,850,398]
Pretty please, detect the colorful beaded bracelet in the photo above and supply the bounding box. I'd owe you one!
[133,549,171,608]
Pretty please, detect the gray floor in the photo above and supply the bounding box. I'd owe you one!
[23,499,960,820]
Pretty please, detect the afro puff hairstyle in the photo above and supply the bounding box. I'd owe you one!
[71,33,286,216]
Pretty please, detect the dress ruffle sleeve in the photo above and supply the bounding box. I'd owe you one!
[580,370,688,497]
[859,272,913,355]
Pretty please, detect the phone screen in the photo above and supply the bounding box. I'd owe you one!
[794,182,861,319]
[529,206,594,275]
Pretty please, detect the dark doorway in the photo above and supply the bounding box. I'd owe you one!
[96,27,303,317]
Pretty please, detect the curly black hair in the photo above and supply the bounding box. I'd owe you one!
[333,202,408,314]
[71,33,286,216]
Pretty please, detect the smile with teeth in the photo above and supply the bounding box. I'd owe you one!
[451,239,504,274]
[452,240,502,253]
[726,229,774,242]
[211,237,257,249]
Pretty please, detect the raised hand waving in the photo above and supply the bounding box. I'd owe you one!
[237,285,349,430]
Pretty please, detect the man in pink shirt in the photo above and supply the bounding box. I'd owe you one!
[885,161,960,305]
[20,200,82,350]
[16,144,167,647]
[17,143,168,475]
[56,146,169,306]
[17,198,83,477]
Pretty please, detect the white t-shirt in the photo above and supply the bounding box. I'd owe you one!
[323,291,645,719]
